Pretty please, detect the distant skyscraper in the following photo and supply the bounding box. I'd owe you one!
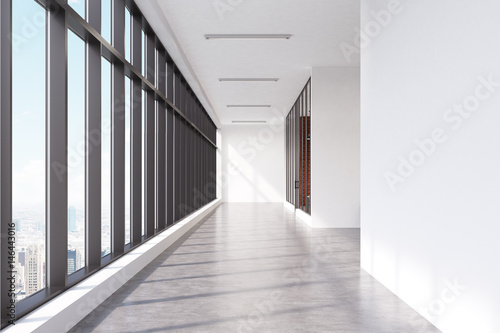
[67,248,82,274]
[76,249,82,271]
[67,249,76,274]
[68,206,77,232]
[18,250,25,267]
[24,245,43,296]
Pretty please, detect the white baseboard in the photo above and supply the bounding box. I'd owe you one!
[6,199,221,333]
[283,201,312,227]
[295,208,312,227]
[283,201,295,212]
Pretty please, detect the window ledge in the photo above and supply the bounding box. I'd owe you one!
[4,199,221,333]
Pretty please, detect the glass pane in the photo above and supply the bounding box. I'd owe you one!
[12,0,47,300]
[125,77,131,244]
[68,0,85,19]
[125,8,131,63]
[101,0,111,44]
[141,31,145,77]
[155,49,158,87]
[142,90,146,236]
[67,31,86,274]
[101,59,112,256]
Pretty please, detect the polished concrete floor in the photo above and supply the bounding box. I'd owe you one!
[70,203,440,333]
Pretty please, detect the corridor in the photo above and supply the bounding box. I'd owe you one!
[70,203,439,332]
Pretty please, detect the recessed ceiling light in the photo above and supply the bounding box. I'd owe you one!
[232,121,267,124]
[219,78,279,82]
[205,34,292,40]
[227,105,272,108]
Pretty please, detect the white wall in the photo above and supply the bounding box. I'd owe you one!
[221,124,285,202]
[361,1,500,332]
[311,67,360,228]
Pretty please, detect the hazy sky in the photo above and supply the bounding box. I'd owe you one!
[12,0,113,210]
[12,0,47,209]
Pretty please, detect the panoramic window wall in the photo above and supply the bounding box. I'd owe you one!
[0,0,217,327]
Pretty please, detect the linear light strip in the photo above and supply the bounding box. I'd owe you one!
[219,78,279,82]
[232,121,267,124]
[227,105,271,108]
[205,34,292,40]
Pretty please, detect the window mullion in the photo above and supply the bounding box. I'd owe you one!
[46,2,68,289]
[0,0,13,328]
[111,0,125,256]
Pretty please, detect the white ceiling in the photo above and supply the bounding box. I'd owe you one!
[136,0,359,127]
